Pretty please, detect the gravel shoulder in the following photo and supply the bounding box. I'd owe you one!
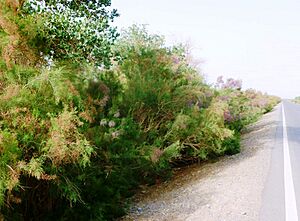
[121,105,281,221]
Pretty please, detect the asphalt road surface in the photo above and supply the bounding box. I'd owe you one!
[261,100,300,221]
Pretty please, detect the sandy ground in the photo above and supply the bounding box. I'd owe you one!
[121,105,280,221]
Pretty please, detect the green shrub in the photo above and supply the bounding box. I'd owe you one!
[0,7,280,219]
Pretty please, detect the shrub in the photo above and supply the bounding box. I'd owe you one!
[294,96,300,104]
[0,6,280,219]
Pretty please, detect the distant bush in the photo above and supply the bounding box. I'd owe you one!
[293,96,300,104]
[216,77,280,131]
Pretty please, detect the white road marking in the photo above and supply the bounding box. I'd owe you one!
[282,104,299,221]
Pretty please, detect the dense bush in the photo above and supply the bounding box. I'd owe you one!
[0,2,280,220]
[216,78,280,132]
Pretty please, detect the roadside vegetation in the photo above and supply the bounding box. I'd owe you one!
[0,1,280,220]
[293,97,300,104]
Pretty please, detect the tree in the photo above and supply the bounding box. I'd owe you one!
[22,0,119,67]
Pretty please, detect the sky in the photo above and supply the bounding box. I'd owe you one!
[112,0,300,98]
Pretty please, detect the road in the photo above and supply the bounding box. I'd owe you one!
[123,101,300,221]
[261,100,300,221]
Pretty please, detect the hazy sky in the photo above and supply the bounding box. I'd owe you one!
[112,0,300,98]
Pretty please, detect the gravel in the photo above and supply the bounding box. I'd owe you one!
[121,105,281,221]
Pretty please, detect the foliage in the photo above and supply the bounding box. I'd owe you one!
[21,0,119,67]
[293,96,300,104]
[0,63,96,219]
[0,3,281,219]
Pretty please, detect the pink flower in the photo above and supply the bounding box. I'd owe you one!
[114,111,120,118]
[112,131,120,139]
[217,76,224,84]
[108,121,116,128]
[100,119,107,126]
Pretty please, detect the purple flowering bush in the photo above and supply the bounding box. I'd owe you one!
[212,77,280,154]
[216,77,280,132]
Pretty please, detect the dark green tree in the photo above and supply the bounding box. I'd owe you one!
[22,0,119,67]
